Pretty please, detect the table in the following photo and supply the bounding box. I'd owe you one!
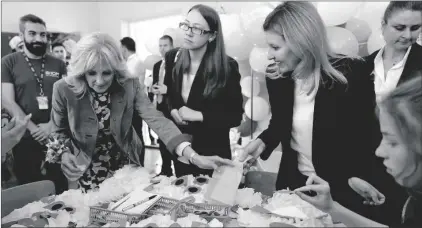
[1,165,333,227]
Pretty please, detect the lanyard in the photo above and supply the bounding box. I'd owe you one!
[22,52,46,96]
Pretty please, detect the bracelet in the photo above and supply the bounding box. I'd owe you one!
[189,152,197,164]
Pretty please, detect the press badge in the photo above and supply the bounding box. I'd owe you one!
[36,96,49,110]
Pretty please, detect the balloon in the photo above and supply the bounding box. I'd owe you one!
[354,2,389,31]
[238,116,258,137]
[249,47,272,74]
[144,55,161,70]
[240,4,273,48]
[221,14,253,61]
[317,2,363,26]
[345,17,372,43]
[367,28,385,55]
[257,113,271,131]
[244,96,270,121]
[326,27,359,56]
[358,42,369,57]
[63,39,77,54]
[145,36,160,56]
[240,76,261,97]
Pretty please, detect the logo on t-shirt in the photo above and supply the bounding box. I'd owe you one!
[45,71,60,78]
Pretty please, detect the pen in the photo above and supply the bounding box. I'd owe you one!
[122,195,157,212]
[111,194,131,211]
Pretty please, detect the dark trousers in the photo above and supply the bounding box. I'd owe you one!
[132,114,145,166]
[12,137,68,194]
[158,139,173,176]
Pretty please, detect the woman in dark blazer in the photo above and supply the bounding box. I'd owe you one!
[360,2,422,225]
[240,1,377,217]
[164,4,243,177]
[50,32,234,191]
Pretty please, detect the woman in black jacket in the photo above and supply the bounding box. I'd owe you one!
[359,2,422,225]
[240,1,377,217]
[164,4,243,177]
[296,76,422,228]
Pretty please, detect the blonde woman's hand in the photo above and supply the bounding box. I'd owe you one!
[294,174,335,213]
[237,138,266,163]
[61,152,85,181]
[265,62,282,80]
[192,155,235,170]
[349,177,385,206]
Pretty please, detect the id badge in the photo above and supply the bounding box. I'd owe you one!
[36,96,49,110]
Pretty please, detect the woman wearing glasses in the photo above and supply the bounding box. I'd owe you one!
[163,4,243,177]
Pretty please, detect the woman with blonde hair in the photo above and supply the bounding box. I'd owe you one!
[296,75,422,227]
[50,32,233,191]
[240,1,376,215]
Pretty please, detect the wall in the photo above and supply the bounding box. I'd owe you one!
[98,1,212,41]
[1,2,100,34]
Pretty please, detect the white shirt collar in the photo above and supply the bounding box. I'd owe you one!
[373,46,412,102]
[374,46,412,71]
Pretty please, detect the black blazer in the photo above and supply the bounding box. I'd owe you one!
[150,59,172,117]
[363,44,422,195]
[163,48,243,159]
[361,43,422,225]
[258,57,376,211]
[365,43,422,85]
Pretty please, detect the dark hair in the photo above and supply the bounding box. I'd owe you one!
[383,1,422,24]
[173,4,229,98]
[19,14,46,33]
[120,37,136,52]
[52,42,65,50]
[160,35,174,46]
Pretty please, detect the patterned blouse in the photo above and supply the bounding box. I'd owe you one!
[78,89,128,192]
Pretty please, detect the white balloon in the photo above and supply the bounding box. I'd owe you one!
[244,96,270,121]
[240,76,261,97]
[240,4,273,48]
[144,55,161,70]
[354,2,389,31]
[367,28,385,55]
[249,47,272,74]
[145,36,160,56]
[221,14,253,61]
[326,27,359,56]
[63,39,77,54]
[345,17,372,43]
[317,2,363,26]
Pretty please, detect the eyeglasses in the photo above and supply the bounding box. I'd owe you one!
[179,22,213,35]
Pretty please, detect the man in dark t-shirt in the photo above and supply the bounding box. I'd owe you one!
[1,14,67,193]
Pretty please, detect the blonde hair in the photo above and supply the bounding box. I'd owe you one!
[263,1,348,93]
[65,32,130,97]
[381,74,422,160]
